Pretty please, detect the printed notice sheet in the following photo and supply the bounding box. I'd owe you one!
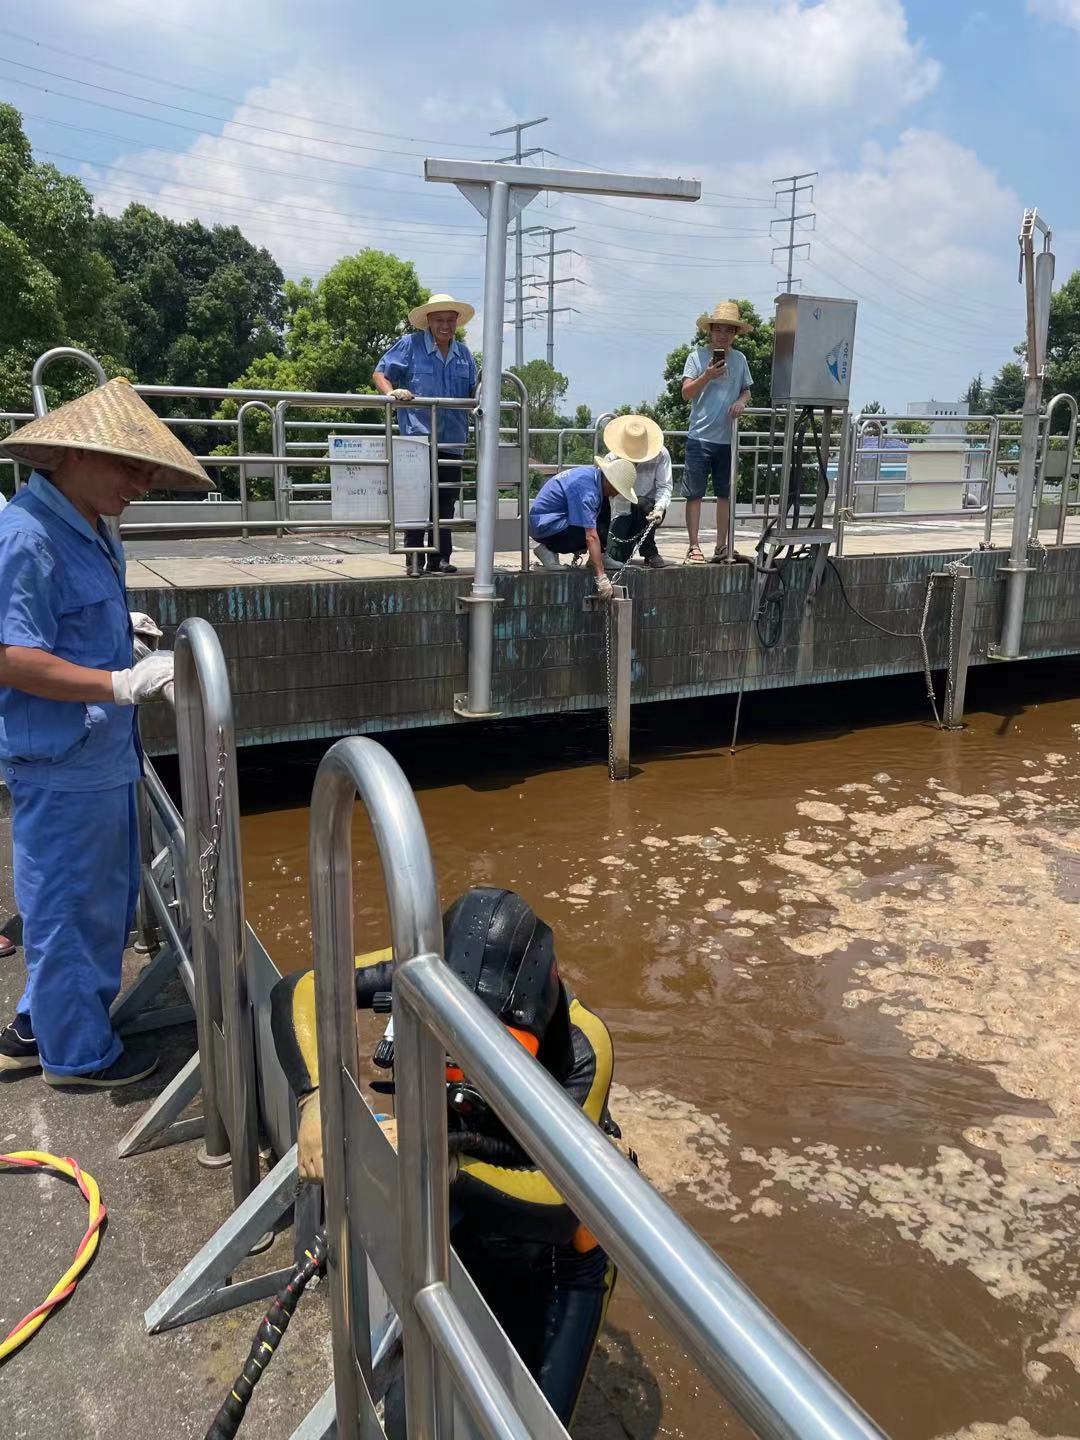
[328,434,430,525]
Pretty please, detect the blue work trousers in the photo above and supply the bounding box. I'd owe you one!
[12,780,139,1074]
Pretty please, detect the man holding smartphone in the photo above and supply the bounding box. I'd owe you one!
[680,300,753,563]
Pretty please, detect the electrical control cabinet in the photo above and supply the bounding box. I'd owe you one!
[771,294,857,406]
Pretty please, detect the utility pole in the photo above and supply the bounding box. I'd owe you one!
[490,116,548,367]
[525,225,580,366]
[771,171,817,291]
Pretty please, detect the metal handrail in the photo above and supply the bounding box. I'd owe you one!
[395,954,888,1440]
[310,735,888,1440]
[309,736,445,1437]
[174,617,260,1202]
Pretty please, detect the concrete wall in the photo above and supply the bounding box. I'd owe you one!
[131,546,1080,752]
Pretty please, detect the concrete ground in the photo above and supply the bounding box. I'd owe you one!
[123,516,1080,590]
[0,792,335,1440]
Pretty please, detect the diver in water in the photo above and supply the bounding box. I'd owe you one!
[271,886,619,1426]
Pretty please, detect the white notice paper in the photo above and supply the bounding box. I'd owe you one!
[328,434,431,526]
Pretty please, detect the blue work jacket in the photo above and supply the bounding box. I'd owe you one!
[0,472,140,791]
[374,330,477,447]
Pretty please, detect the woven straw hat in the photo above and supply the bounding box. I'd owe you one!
[594,454,638,505]
[603,414,664,464]
[696,300,751,335]
[0,378,213,492]
[408,293,476,330]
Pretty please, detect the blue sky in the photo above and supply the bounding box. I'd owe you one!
[4,0,1079,415]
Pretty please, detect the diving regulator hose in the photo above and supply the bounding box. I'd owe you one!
[204,1228,328,1440]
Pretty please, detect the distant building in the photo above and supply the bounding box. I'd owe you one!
[906,399,969,436]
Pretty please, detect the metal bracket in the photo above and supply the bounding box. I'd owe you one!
[455,182,539,222]
[986,643,1027,662]
[582,583,628,612]
[144,1146,319,1332]
[454,594,504,614]
[453,694,502,720]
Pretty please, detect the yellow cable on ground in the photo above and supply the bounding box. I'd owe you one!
[0,1150,106,1361]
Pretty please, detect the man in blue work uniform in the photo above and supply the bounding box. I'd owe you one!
[373,293,477,575]
[529,454,638,601]
[681,300,753,564]
[0,378,212,1086]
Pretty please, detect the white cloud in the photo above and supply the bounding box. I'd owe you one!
[81,71,488,334]
[1027,0,1080,30]
[584,0,940,137]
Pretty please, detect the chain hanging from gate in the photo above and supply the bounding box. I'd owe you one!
[199,726,228,921]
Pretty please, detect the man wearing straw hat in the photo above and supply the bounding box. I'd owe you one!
[0,378,212,1087]
[680,301,753,564]
[528,455,638,600]
[373,293,478,575]
[601,414,673,570]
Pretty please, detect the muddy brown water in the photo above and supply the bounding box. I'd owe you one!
[232,664,1080,1440]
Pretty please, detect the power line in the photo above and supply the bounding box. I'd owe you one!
[18,111,461,201]
[0,75,434,178]
[0,27,505,151]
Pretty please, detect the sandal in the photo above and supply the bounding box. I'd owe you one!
[685,545,706,564]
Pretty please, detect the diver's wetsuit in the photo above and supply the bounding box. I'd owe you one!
[271,951,617,1425]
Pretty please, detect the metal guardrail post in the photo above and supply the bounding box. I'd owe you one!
[236,399,275,537]
[1039,393,1079,545]
[498,370,531,571]
[309,736,446,1440]
[174,617,260,1206]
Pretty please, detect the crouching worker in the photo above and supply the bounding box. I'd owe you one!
[602,414,673,571]
[271,886,619,1426]
[529,454,638,601]
[0,379,214,1085]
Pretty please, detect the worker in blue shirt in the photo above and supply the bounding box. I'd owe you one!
[0,378,212,1087]
[529,455,638,600]
[373,293,478,575]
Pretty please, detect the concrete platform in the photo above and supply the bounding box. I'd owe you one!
[124,516,1080,590]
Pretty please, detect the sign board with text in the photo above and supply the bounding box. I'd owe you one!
[328,434,430,526]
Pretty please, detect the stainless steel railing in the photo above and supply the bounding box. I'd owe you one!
[311,734,890,1440]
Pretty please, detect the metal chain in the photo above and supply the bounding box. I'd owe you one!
[199,726,228,921]
[918,573,943,729]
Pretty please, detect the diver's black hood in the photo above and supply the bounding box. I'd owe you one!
[443,887,572,1078]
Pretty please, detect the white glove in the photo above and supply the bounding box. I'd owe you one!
[646,506,665,525]
[389,387,415,403]
[130,611,162,662]
[595,574,614,601]
[112,651,175,706]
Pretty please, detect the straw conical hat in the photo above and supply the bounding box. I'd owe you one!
[594,454,638,505]
[0,378,213,492]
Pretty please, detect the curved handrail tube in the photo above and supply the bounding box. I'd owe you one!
[30,347,107,418]
[174,618,259,1202]
[308,737,445,1439]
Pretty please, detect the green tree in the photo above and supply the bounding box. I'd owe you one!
[510,359,570,469]
[859,400,884,414]
[94,203,284,386]
[0,104,128,413]
[963,374,988,414]
[987,361,1025,415]
[1043,271,1080,428]
[216,250,431,497]
[893,419,932,436]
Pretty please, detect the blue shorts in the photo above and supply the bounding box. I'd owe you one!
[682,439,732,501]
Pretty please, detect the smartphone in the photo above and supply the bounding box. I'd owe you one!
[712,347,727,366]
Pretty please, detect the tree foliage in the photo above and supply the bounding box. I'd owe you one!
[0,104,128,412]
[94,203,284,387]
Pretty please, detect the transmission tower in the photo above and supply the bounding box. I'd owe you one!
[771,171,817,291]
[490,116,548,366]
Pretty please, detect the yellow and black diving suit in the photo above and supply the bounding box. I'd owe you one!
[270,886,619,1427]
